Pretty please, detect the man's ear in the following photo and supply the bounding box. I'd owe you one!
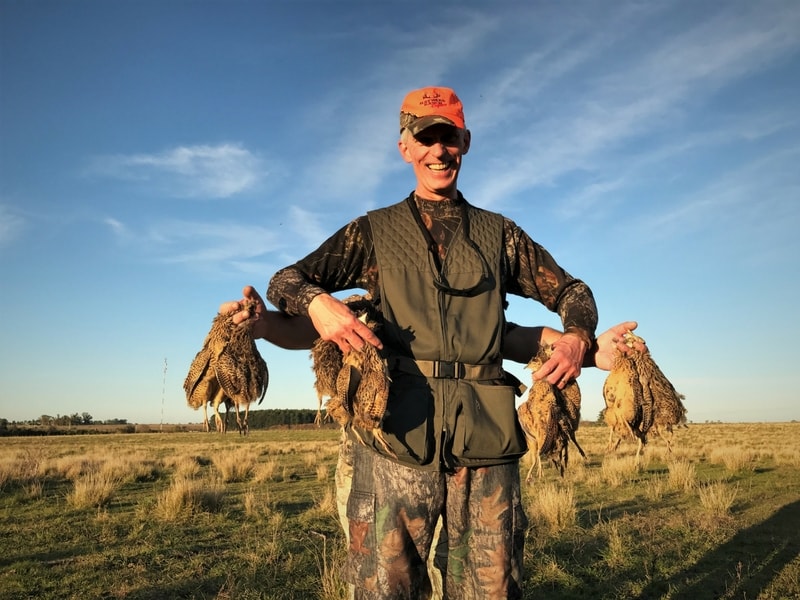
[397,138,413,163]
[462,129,471,155]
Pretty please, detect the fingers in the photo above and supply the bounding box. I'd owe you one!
[242,285,265,304]
[534,335,584,386]
[309,294,384,353]
[336,320,383,354]
[218,285,267,325]
[531,354,579,389]
[218,300,241,315]
[608,321,648,353]
[610,321,638,336]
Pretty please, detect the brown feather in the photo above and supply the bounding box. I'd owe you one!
[183,299,268,434]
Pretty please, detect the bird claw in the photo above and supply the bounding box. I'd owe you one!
[372,429,397,458]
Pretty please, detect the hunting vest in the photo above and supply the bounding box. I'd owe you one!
[364,195,528,471]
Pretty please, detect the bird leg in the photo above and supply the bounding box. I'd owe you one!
[210,389,226,433]
[240,402,250,436]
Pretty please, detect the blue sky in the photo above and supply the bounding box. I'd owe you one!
[1,0,798,425]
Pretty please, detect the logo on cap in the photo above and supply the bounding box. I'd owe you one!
[400,86,465,134]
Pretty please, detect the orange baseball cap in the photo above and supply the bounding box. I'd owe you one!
[399,86,465,135]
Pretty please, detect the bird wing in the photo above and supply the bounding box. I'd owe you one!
[213,343,244,403]
[335,362,360,417]
[633,350,684,430]
[311,339,343,400]
[353,367,390,431]
[603,355,643,423]
[558,379,582,430]
[184,346,216,409]
[252,346,269,404]
[525,380,560,455]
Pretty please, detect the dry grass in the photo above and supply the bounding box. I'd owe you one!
[0,424,798,600]
[708,446,756,473]
[66,468,122,509]
[311,530,349,600]
[667,458,697,491]
[253,456,280,482]
[212,447,257,482]
[155,474,225,520]
[698,481,738,516]
[600,520,632,569]
[243,485,274,518]
[600,454,642,487]
[527,482,576,534]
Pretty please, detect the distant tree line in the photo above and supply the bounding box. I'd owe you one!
[4,414,129,427]
[246,409,320,429]
[0,409,323,436]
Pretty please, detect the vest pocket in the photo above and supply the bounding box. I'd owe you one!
[452,381,527,461]
[379,375,436,465]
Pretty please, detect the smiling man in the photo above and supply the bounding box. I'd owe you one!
[262,86,599,599]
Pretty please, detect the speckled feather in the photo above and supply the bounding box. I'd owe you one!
[603,331,685,453]
[310,295,393,455]
[518,346,586,481]
[183,300,268,433]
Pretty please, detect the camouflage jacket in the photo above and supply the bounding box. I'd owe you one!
[267,191,598,346]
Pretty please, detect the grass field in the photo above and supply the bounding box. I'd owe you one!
[1,423,798,599]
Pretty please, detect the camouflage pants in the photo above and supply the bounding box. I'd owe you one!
[342,441,527,600]
[337,436,444,599]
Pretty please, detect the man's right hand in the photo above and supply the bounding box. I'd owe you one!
[218,285,269,338]
[308,293,383,353]
[592,321,646,370]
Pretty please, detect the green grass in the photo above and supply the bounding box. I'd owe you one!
[0,423,798,599]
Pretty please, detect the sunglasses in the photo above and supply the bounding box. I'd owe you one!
[413,129,462,147]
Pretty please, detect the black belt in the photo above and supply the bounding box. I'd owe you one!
[388,356,527,397]
[389,356,504,380]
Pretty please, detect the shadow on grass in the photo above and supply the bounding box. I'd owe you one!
[639,499,800,599]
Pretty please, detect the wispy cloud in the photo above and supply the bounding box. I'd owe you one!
[87,143,266,199]
[104,216,283,271]
[286,11,501,209]
[638,144,800,246]
[103,217,127,236]
[0,205,26,246]
[286,205,336,248]
[467,2,800,208]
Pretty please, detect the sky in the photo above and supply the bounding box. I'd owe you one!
[1,0,798,426]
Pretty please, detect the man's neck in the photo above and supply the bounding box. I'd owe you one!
[414,189,460,202]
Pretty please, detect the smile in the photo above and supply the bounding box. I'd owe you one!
[427,162,452,171]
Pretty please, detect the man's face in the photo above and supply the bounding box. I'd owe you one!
[398,124,471,200]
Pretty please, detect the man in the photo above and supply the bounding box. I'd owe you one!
[223,292,641,599]
[244,86,599,598]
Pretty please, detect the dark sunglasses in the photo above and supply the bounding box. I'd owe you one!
[413,129,462,147]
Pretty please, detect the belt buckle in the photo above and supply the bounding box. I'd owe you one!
[435,361,462,379]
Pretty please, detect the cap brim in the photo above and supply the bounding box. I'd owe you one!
[405,115,458,136]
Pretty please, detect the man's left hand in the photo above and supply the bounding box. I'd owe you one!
[532,332,586,389]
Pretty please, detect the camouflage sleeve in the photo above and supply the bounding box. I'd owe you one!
[502,218,597,345]
[266,217,374,316]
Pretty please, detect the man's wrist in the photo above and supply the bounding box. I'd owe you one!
[562,327,592,352]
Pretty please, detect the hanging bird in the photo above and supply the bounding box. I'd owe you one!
[184,299,268,435]
[310,336,344,425]
[311,295,394,455]
[603,331,686,456]
[518,345,586,482]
